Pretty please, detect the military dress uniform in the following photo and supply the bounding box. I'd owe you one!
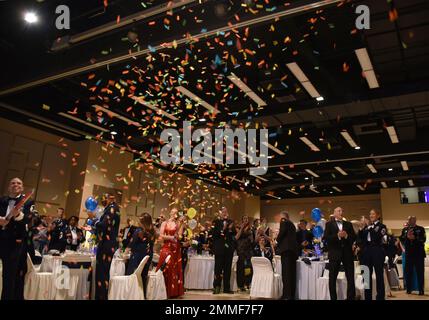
[48,218,68,252]
[359,220,388,300]
[0,194,35,300]
[400,224,426,294]
[94,202,120,300]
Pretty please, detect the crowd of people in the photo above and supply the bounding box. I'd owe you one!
[0,177,427,300]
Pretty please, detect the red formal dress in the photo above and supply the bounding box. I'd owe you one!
[157,223,184,298]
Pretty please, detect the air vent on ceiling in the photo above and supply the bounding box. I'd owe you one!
[353,123,383,135]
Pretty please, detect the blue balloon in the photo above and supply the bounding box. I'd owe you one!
[312,225,324,238]
[85,196,98,212]
[311,208,322,223]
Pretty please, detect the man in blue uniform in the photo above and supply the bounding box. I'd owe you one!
[400,216,426,295]
[48,207,68,252]
[0,178,35,300]
[94,193,120,300]
[359,209,388,300]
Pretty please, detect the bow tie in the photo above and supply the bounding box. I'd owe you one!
[336,220,343,223]
[8,197,19,202]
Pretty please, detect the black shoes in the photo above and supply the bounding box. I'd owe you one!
[223,290,234,294]
[419,291,425,296]
[213,287,221,294]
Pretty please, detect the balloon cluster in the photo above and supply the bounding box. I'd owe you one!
[311,208,326,238]
[85,196,98,212]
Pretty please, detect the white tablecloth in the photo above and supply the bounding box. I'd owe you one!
[274,256,326,300]
[184,255,238,290]
[40,253,96,300]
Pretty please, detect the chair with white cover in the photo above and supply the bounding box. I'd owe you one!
[146,269,168,300]
[108,255,149,300]
[230,255,238,292]
[316,269,349,300]
[24,254,55,300]
[250,257,282,299]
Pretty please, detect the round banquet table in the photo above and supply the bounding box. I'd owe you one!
[273,256,326,300]
[40,253,96,300]
[184,255,238,290]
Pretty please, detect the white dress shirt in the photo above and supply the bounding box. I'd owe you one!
[71,227,78,245]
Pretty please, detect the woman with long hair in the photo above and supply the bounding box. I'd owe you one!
[235,215,253,291]
[156,208,185,298]
[125,213,156,290]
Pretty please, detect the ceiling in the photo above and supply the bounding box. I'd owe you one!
[0,0,429,199]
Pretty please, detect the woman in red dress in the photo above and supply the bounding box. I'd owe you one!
[157,208,185,298]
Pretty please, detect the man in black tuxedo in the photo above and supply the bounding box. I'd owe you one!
[296,219,314,256]
[0,178,35,300]
[400,216,426,295]
[276,211,298,300]
[212,207,236,294]
[48,207,68,252]
[95,193,120,300]
[323,207,356,300]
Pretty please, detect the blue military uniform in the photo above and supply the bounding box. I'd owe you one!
[94,202,120,300]
[359,220,387,300]
[400,224,426,294]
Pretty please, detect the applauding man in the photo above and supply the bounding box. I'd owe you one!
[323,207,356,300]
[0,178,35,300]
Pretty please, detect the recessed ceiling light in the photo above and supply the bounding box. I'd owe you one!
[316,96,324,102]
[381,182,388,188]
[304,177,309,180]
[300,136,320,152]
[92,105,141,127]
[305,169,320,178]
[354,146,361,150]
[386,126,399,144]
[24,12,38,24]
[176,86,218,114]
[395,180,399,183]
[334,166,348,176]
[356,184,365,191]
[332,186,342,192]
[277,171,293,180]
[227,73,267,106]
[401,161,409,171]
[388,168,393,172]
[367,164,377,173]
[408,179,414,186]
[110,131,118,135]
[355,48,379,89]
[286,62,321,98]
[340,130,359,149]
[287,189,298,195]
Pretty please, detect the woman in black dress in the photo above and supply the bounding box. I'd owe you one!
[125,213,155,290]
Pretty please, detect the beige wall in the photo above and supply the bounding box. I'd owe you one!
[261,194,381,230]
[381,188,429,230]
[0,118,261,228]
[0,118,75,216]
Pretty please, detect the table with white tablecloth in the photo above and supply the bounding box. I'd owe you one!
[273,256,327,300]
[184,255,238,290]
[40,253,96,300]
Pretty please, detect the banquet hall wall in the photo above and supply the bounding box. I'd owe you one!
[0,117,260,227]
[261,194,381,231]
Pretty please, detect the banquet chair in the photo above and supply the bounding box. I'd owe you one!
[316,269,349,300]
[230,256,238,292]
[24,253,56,300]
[250,257,282,299]
[108,255,149,300]
[146,269,168,300]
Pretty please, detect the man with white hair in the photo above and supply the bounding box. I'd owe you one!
[323,207,356,300]
[0,178,35,300]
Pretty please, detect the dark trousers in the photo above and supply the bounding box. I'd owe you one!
[237,255,251,289]
[405,252,425,293]
[281,251,297,299]
[361,246,385,300]
[329,253,355,300]
[213,251,233,291]
[95,241,116,300]
[0,241,25,300]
